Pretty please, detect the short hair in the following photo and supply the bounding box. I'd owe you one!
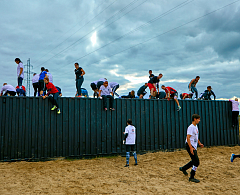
[45,69,49,72]
[15,58,21,62]
[192,114,200,121]
[127,119,133,125]
[189,93,193,98]
[196,76,200,78]
[44,77,49,82]
[159,73,163,75]
[149,70,152,72]
[161,85,165,87]
[33,73,36,76]
[104,81,108,84]
[41,67,45,71]
[3,83,7,86]
[207,86,212,89]
[75,62,79,66]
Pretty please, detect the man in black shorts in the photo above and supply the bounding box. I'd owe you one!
[137,83,148,99]
[123,119,138,167]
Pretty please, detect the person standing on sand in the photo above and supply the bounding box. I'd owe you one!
[179,114,204,183]
[123,119,138,167]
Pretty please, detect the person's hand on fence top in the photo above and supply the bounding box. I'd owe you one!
[42,95,47,100]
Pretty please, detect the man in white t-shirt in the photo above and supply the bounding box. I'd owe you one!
[99,81,115,111]
[15,58,24,89]
[0,83,16,96]
[179,114,204,183]
[109,82,120,97]
[229,98,239,128]
[123,119,138,167]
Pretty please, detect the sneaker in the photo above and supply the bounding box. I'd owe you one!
[189,178,200,183]
[57,109,61,114]
[124,164,129,167]
[230,153,235,162]
[110,108,115,111]
[51,105,57,111]
[134,163,138,166]
[177,106,181,111]
[179,167,188,176]
[105,108,107,111]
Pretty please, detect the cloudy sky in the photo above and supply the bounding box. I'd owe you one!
[1,0,240,99]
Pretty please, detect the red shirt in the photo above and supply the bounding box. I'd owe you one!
[182,93,189,97]
[46,82,58,94]
[165,87,176,94]
[16,86,26,91]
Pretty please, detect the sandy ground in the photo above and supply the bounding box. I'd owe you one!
[0,146,240,195]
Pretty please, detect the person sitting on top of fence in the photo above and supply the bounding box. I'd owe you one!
[99,81,115,111]
[0,83,16,96]
[161,85,181,111]
[180,93,193,100]
[199,86,216,100]
[42,77,61,114]
[121,90,135,99]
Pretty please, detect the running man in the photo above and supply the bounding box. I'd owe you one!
[199,86,216,100]
[39,67,47,96]
[42,77,61,114]
[229,98,239,128]
[15,58,24,89]
[75,63,85,97]
[32,73,39,96]
[109,82,120,97]
[148,73,163,98]
[180,93,193,100]
[99,81,115,111]
[179,114,204,183]
[231,154,240,162]
[123,119,137,167]
[0,83,16,96]
[161,85,181,111]
[137,83,148,99]
[188,76,200,99]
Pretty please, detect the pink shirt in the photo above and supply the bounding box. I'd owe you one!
[229,100,239,111]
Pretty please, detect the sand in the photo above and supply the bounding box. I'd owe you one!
[0,146,240,195]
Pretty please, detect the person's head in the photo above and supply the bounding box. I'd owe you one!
[130,90,135,96]
[103,81,108,87]
[15,58,21,64]
[192,114,200,124]
[188,93,193,98]
[3,83,7,86]
[33,73,36,76]
[149,70,152,74]
[41,67,45,72]
[127,119,133,125]
[45,69,49,72]
[235,98,238,101]
[144,83,148,86]
[196,76,200,81]
[207,86,212,91]
[75,62,79,69]
[44,77,49,84]
[161,85,166,90]
[157,73,163,79]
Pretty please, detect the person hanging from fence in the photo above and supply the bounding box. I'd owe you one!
[109,82,120,97]
[148,73,163,99]
[123,119,138,167]
[179,114,204,183]
[137,83,148,99]
[42,77,61,114]
[74,63,85,97]
[121,90,135,99]
[0,83,16,96]
[45,69,53,83]
[180,93,193,100]
[99,81,115,111]
[16,85,26,96]
[39,67,47,96]
[15,58,24,89]
[32,73,39,96]
[199,86,216,100]
[161,85,181,111]
[55,86,62,97]
[188,76,200,99]
[229,98,239,128]
[90,78,107,98]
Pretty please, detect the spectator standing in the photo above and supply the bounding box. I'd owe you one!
[42,77,61,114]
[99,81,115,111]
[0,83,16,96]
[15,58,24,89]
[109,82,120,97]
[39,67,47,96]
[188,76,200,99]
[229,98,239,128]
[137,83,148,99]
[161,85,181,111]
[32,73,39,96]
[45,69,53,83]
[75,63,85,97]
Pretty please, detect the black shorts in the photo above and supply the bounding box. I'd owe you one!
[39,80,45,91]
[170,92,178,98]
[90,83,97,90]
[126,144,136,152]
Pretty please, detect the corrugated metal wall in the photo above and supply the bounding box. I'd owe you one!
[0,97,238,161]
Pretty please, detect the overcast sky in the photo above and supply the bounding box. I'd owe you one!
[1,0,240,99]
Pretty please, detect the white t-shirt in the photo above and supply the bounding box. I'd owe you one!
[47,72,53,83]
[185,124,199,150]
[32,74,39,84]
[109,82,119,88]
[229,100,239,111]
[17,62,24,79]
[125,125,136,145]
[99,85,112,96]
[1,85,16,93]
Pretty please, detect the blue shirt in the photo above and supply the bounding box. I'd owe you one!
[39,71,47,80]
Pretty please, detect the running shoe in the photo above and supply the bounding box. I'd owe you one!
[179,167,188,176]
[51,105,57,111]
[230,153,235,162]
[124,164,129,167]
[57,109,61,114]
[189,178,200,183]
[177,106,181,111]
[105,108,107,111]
